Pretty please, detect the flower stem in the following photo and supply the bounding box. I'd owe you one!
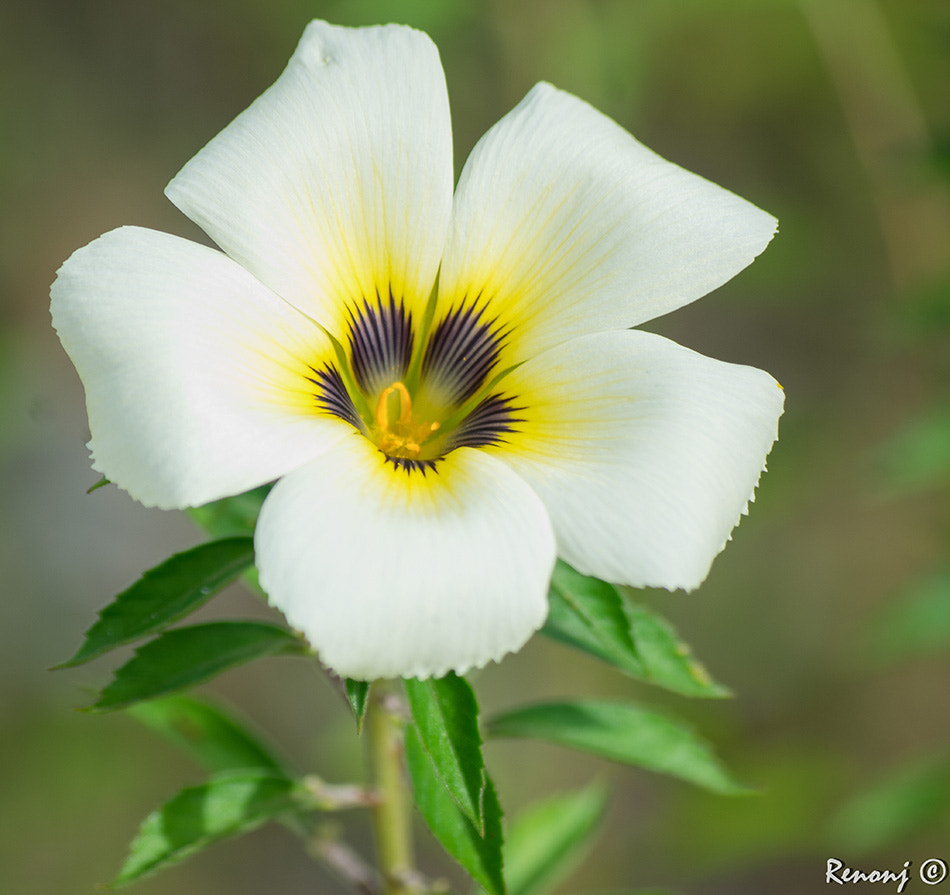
[366,681,416,895]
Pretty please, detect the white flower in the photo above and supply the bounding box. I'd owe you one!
[51,21,784,681]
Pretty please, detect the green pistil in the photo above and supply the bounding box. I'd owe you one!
[436,361,523,435]
[321,325,373,423]
[401,271,441,396]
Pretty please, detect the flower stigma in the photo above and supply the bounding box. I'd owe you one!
[372,380,441,460]
[308,293,524,471]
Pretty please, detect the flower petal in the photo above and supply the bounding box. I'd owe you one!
[51,226,348,509]
[255,435,556,680]
[166,21,453,333]
[491,330,784,591]
[439,83,776,361]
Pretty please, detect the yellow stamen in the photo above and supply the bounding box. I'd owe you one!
[371,381,443,461]
[375,381,413,429]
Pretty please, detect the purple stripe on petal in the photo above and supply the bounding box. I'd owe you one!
[422,299,507,405]
[448,393,524,450]
[347,290,415,395]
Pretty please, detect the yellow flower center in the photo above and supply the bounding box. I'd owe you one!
[371,381,442,460]
[309,295,520,471]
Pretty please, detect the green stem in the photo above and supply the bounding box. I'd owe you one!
[366,681,416,895]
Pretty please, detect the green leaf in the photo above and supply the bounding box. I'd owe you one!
[187,485,272,538]
[88,622,307,712]
[57,537,255,667]
[543,562,728,698]
[622,602,729,698]
[344,679,371,732]
[486,701,749,795]
[86,475,110,493]
[404,673,486,832]
[494,783,607,895]
[543,562,642,675]
[406,724,506,895]
[113,769,304,886]
[124,693,291,775]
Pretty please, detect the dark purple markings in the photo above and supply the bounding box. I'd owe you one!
[347,290,414,395]
[447,393,524,451]
[307,363,363,430]
[422,300,507,406]
[384,456,440,474]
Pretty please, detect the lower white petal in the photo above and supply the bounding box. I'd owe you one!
[255,434,556,680]
[493,330,784,591]
[51,226,348,509]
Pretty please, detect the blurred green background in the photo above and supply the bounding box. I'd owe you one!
[2,0,949,892]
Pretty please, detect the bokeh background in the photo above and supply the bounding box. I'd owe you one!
[3,0,949,892]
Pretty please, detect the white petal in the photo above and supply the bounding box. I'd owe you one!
[51,226,349,509]
[492,330,784,590]
[166,21,453,332]
[255,435,556,680]
[440,83,776,361]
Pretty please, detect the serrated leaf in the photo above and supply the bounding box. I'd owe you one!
[124,693,291,775]
[486,701,749,795]
[187,485,272,538]
[406,724,505,895]
[622,603,729,698]
[113,769,303,886]
[58,537,255,668]
[405,673,486,832]
[543,562,643,676]
[543,562,727,698]
[492,783,607,895]
[88,622,307,712]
